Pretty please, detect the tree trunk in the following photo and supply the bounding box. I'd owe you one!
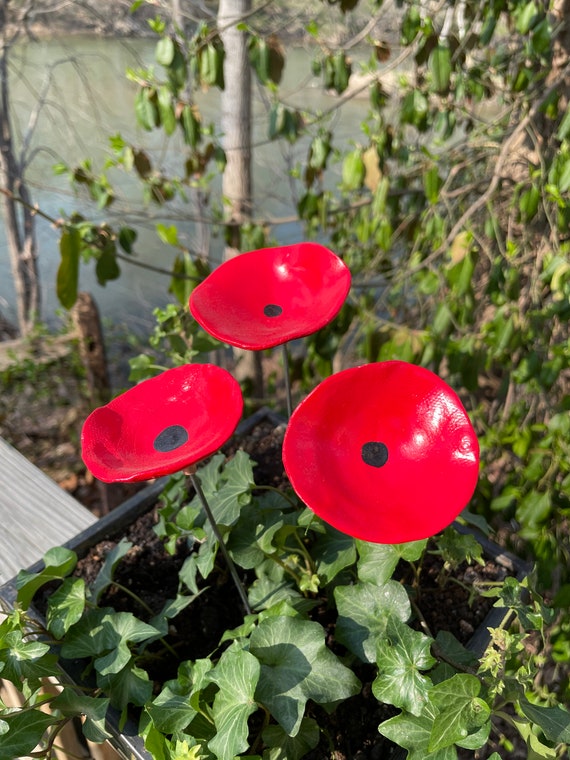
[0,3,41,337]
[218,0,252,258]
[217,0,263,395]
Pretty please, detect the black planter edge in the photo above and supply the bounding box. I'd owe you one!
[0,406,532,760]
[453,521,533,656]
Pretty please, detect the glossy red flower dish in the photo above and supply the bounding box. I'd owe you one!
[282,361,480,544]
[81,364,243,483]
[189,242,351,350]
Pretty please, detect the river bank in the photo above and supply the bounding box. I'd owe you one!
[10,1,161,39]
[11,0,399,46]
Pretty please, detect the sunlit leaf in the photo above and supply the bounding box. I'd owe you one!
[372,615,435,715]
[207,645,260,760]
[335,580,410,662]
[428,674,491,752]
[250,616,360,736]
[379,702,456,760]
[16,546,77,609]
[357,540,426,585]
[146,684,198,734]
[46,577,86,638]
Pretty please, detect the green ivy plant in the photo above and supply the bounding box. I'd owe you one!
[1,449,568,760]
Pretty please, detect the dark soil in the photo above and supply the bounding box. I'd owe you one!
[52,419,522,760]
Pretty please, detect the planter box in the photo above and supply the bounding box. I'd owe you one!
[0,407,531,760]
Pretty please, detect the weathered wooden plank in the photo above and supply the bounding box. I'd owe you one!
[0,437,97,584]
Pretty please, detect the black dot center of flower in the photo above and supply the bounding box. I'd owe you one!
[154,425,189,453]
[361,441,389,468]
[264,303,283,317]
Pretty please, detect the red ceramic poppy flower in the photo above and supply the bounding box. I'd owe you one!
[81,364,243,483]
[282,361,479,544]
[189,243,351,350]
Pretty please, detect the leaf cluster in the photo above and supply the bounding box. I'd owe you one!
[2,449,568,759]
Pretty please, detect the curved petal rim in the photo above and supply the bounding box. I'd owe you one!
[81,363,243,483]
[282,361,480,543]
[189,242,351,350]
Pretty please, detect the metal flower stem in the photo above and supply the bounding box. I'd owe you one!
[190,472,252,615]
[281,342,293,419]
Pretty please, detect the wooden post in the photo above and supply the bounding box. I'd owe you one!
[72,292,111,407]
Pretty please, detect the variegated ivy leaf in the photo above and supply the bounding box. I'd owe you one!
[191,451,255,530]
[145,683,198,734]
[427,673,491,752]
[372,614,435,715]
[356,539,427,585]
[0,629,57,686]
[250,615,361,737]
[60,608,160,680]
[334,580,410,662]
[378,702,458,760]
[207,644,260,760]
[46,577,86,639]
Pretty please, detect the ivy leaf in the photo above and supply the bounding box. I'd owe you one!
[90,538,133,603]
[262,717,320,760]
[434,631,478,670]
[193,452,225,492]
[0,710,59,760]
[335,580,410,662]
[207,450,255,527]
[379,702,457,760]
[46,577,86,638]
[357,540,426,585]
[372,614,435,716]
[60,608,160,670]
[52,689,112,743]
[97,661,153,709]
[250,616,361,736]
[519,700,570,743]
[16,546,78,609]
[455,720,491,750]
[247,565,307,613]
[0,630,57,686]
[227,502,267,569]
[146,683,198,734]
[207,645,261,760]
[428,674,491,752]
[312,526,356,585]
